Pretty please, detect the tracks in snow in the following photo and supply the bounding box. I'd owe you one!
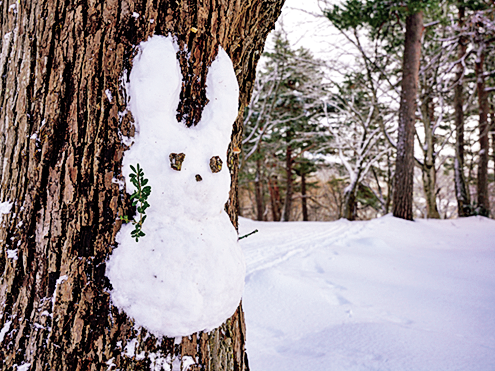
[239,219,366,277]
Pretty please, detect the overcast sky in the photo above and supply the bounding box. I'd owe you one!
[267,0,355,76]
[275,0,342,60]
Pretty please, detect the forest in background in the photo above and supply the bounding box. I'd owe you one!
[239,0,495,222]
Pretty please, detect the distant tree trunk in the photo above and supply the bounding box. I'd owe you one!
[343,187,357,221]
[491,99,495,178]
[422,164,439,219]
[254,150,264,221]
[454,5,472,217]
[342,166,361,220]
[301,171,308,221]
[420,96,440,219]
[385,153,393,214]
[0,1,284,370]
[268,175,282,221]
[393,11,423,220]
[282,140,293,221]
[371,165,388,215]
[475,46,490,216]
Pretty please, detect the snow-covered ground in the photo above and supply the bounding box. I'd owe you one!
[239,215,495,371]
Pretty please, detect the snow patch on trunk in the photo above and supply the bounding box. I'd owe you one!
[6,249,17,260]
[51,275,68,309]
[0,320,11,343]
[106,35,245,337]
[0,201,12,215]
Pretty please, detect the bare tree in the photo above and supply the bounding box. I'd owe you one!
[323,89,392,220]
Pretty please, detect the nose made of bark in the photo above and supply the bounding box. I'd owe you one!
[210,156,222,173]
[195,174,203,182]
[170,153,186,171]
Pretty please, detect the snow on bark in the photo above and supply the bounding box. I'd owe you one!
[0,320,11,343]
[0,201,12,215]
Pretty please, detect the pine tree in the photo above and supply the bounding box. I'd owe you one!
[241,32,329,221]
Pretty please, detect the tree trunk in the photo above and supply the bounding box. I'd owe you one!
[421,96,440,219]
[385,153,392,215]
[282,141,293,222]
[475,47,490,216]
[393,11,423,220]
[491,98,494,179]
[343,187,357,221]
[422,164,440,219]
[254,151,264,221]
[0,1,284,370]
[268,175,282,222]
[454,5,472,217]
[301,171,308,221]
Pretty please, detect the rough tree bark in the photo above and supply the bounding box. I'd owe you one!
[0,0,284,370]
[393,11,423,220]
[474,46,490,216]
[454,5,472,217]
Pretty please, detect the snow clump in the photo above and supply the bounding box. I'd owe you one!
[0,201,12,215]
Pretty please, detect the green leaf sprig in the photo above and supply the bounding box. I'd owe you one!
[121,163,151,242]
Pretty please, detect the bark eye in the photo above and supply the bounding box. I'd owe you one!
[170,153,186,171]
[209,156,222,173]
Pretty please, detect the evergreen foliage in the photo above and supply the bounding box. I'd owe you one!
[241,31,330,221]
[121,164,151,241]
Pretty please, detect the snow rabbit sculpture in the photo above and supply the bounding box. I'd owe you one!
[106,35,246,337]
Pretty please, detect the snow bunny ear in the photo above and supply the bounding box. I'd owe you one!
[197,47,239,145]
[128,36,181,138]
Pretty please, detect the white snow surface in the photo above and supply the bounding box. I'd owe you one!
[0,320,11,343]
[6,249,18,260]
[0,201,12,215]
[16,364,31,371]
[239,215,495,371]
[106,35,245,337]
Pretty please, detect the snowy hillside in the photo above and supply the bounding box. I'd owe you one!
[239,215,495,371]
